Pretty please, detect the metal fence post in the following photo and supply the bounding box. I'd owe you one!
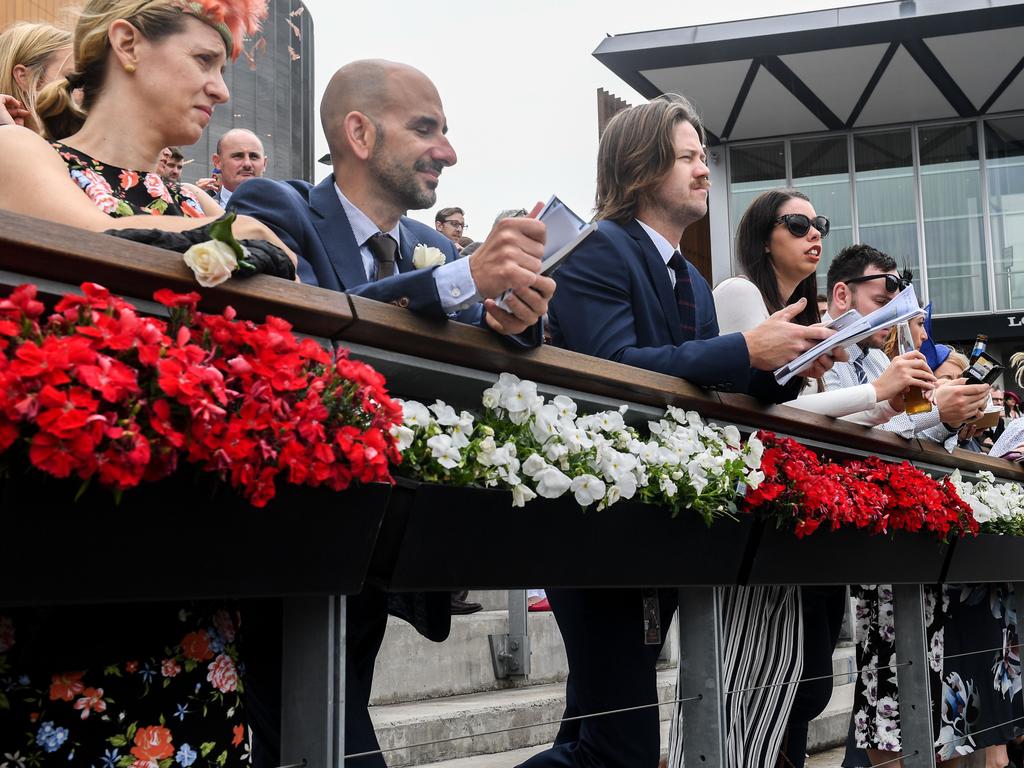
[490,589,531,678]
[893,584,937,768]
[676,586,726,764]
[281,594,346,768]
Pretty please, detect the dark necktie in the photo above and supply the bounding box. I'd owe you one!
[853,351,868,385]
[667,251,696,337]
[366,232,398,280]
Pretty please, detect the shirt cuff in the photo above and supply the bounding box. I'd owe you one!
[433,258,480,312]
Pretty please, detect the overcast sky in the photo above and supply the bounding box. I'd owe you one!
[300,0,880,236]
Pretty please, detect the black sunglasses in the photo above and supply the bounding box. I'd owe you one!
[774,213,830,239]
[844,273,911,293]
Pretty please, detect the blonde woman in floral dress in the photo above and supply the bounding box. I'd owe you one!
[0,1,286,765]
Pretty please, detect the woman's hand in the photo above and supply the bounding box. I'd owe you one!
[231,214,298,272]
[0,95,30,127]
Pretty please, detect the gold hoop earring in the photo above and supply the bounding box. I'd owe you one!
[124,63,136,74]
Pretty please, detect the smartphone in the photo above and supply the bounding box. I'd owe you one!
[963,350,1003,386]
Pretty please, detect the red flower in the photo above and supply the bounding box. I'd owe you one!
[232,723,245,747]
[181,630,214,661]
[49,671,85,701]
[130,725,174,762]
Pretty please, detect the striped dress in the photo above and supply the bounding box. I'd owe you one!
[668,586,803,767]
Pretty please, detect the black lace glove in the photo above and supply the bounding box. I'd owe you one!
[104,218,296,282]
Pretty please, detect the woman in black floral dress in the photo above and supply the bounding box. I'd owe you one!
[0,0,289,765]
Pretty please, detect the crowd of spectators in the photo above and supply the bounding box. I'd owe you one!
[1,3,1023,768]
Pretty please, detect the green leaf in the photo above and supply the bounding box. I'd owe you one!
[216,749,228,766]
[159,758,173,768]
[108,734,128,747]
[103,664,122,678]
[200,741,216,757]
[126,721,137,740]
[208,212,246,263]
[0,691,8,710]
[116,756,135,768]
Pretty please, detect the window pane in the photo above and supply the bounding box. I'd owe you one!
[854,130,920,285]
[792,136,853,297]
[728,142,786,273]
[986,116,1024,311]
[919,124,988,314]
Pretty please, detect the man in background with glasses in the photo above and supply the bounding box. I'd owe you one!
[435,205,467,251]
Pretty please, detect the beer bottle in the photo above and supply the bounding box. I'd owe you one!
[897,321,933,415]
[969,334,988,364]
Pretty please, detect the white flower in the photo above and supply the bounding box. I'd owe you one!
[535,466,572,498]
[721,424,741,449]
[522,453,548,478]
[401,400,433,429]
[390,424,415,452]
[412,244,446,269]
[659,476,678,498]
[426,434,462,469]
[745,469,765,490]
[429,401,459,425]
[482,386,500,410]
[552,395,577,421]
[529,403,560,444]
[184,239,238,287]
[570,474,606,506]
[543,441,569,464]
[511,483,537,507]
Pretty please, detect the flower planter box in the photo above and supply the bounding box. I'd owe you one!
[0,472,391,606]
[942,534,1024,583]
[368,479,759,591]
[744,524,953,586]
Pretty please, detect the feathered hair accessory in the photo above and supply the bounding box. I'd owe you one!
[169,0,268,60]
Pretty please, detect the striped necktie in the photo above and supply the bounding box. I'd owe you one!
[667,251,697,337]
[853,350,869,385]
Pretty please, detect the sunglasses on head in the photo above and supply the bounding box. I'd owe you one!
[844,273,911,293]
[774,213,830,239]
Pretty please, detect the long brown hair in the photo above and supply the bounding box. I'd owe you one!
[735,188,820,327]
[595,93,706,224]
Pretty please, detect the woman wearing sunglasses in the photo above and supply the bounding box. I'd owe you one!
[707,189,935,768]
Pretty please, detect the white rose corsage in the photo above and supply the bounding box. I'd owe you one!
[183,212,256,287]
[412,244,446,269]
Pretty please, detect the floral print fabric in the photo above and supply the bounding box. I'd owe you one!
[852,584,948,751]
[51,142,205,219]
[0,606,252,767]
[937,584,1020,758]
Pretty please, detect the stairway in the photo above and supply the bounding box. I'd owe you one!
[367,591,857,767]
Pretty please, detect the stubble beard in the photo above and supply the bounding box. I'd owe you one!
[369,153,439,212]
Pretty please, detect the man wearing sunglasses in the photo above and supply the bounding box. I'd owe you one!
[823,244,991,442]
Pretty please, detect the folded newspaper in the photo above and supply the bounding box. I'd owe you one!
[774,284,926,385]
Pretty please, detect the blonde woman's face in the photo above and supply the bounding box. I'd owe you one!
[935,359,966,383]
[134,17,229,146]
[40,45,73,90]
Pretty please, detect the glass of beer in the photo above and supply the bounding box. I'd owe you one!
[896,321,933,415]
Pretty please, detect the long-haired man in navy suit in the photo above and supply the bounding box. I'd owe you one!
[231,59,555,768]
[518,95,842,768]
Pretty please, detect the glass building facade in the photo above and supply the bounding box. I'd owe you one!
[180,0,315,184]
[726,113,1024,319]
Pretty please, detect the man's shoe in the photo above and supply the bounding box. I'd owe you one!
[450,597,483,615]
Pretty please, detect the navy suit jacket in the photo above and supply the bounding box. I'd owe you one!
[548,218,795,401]
[230,175,541,347]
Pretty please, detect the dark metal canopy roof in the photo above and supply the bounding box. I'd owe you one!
[594,0,1024,144]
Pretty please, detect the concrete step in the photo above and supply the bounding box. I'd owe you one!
[371,610,569,705]
[372,608,679,705]
[370,669,679,766]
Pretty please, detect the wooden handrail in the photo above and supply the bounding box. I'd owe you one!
[0,209,356,339]
[2,208,1022,482]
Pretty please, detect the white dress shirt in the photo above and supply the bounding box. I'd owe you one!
[334,185,478,312]
[636,219,679,286]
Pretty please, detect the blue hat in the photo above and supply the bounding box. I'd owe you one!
[918,303,947,371]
